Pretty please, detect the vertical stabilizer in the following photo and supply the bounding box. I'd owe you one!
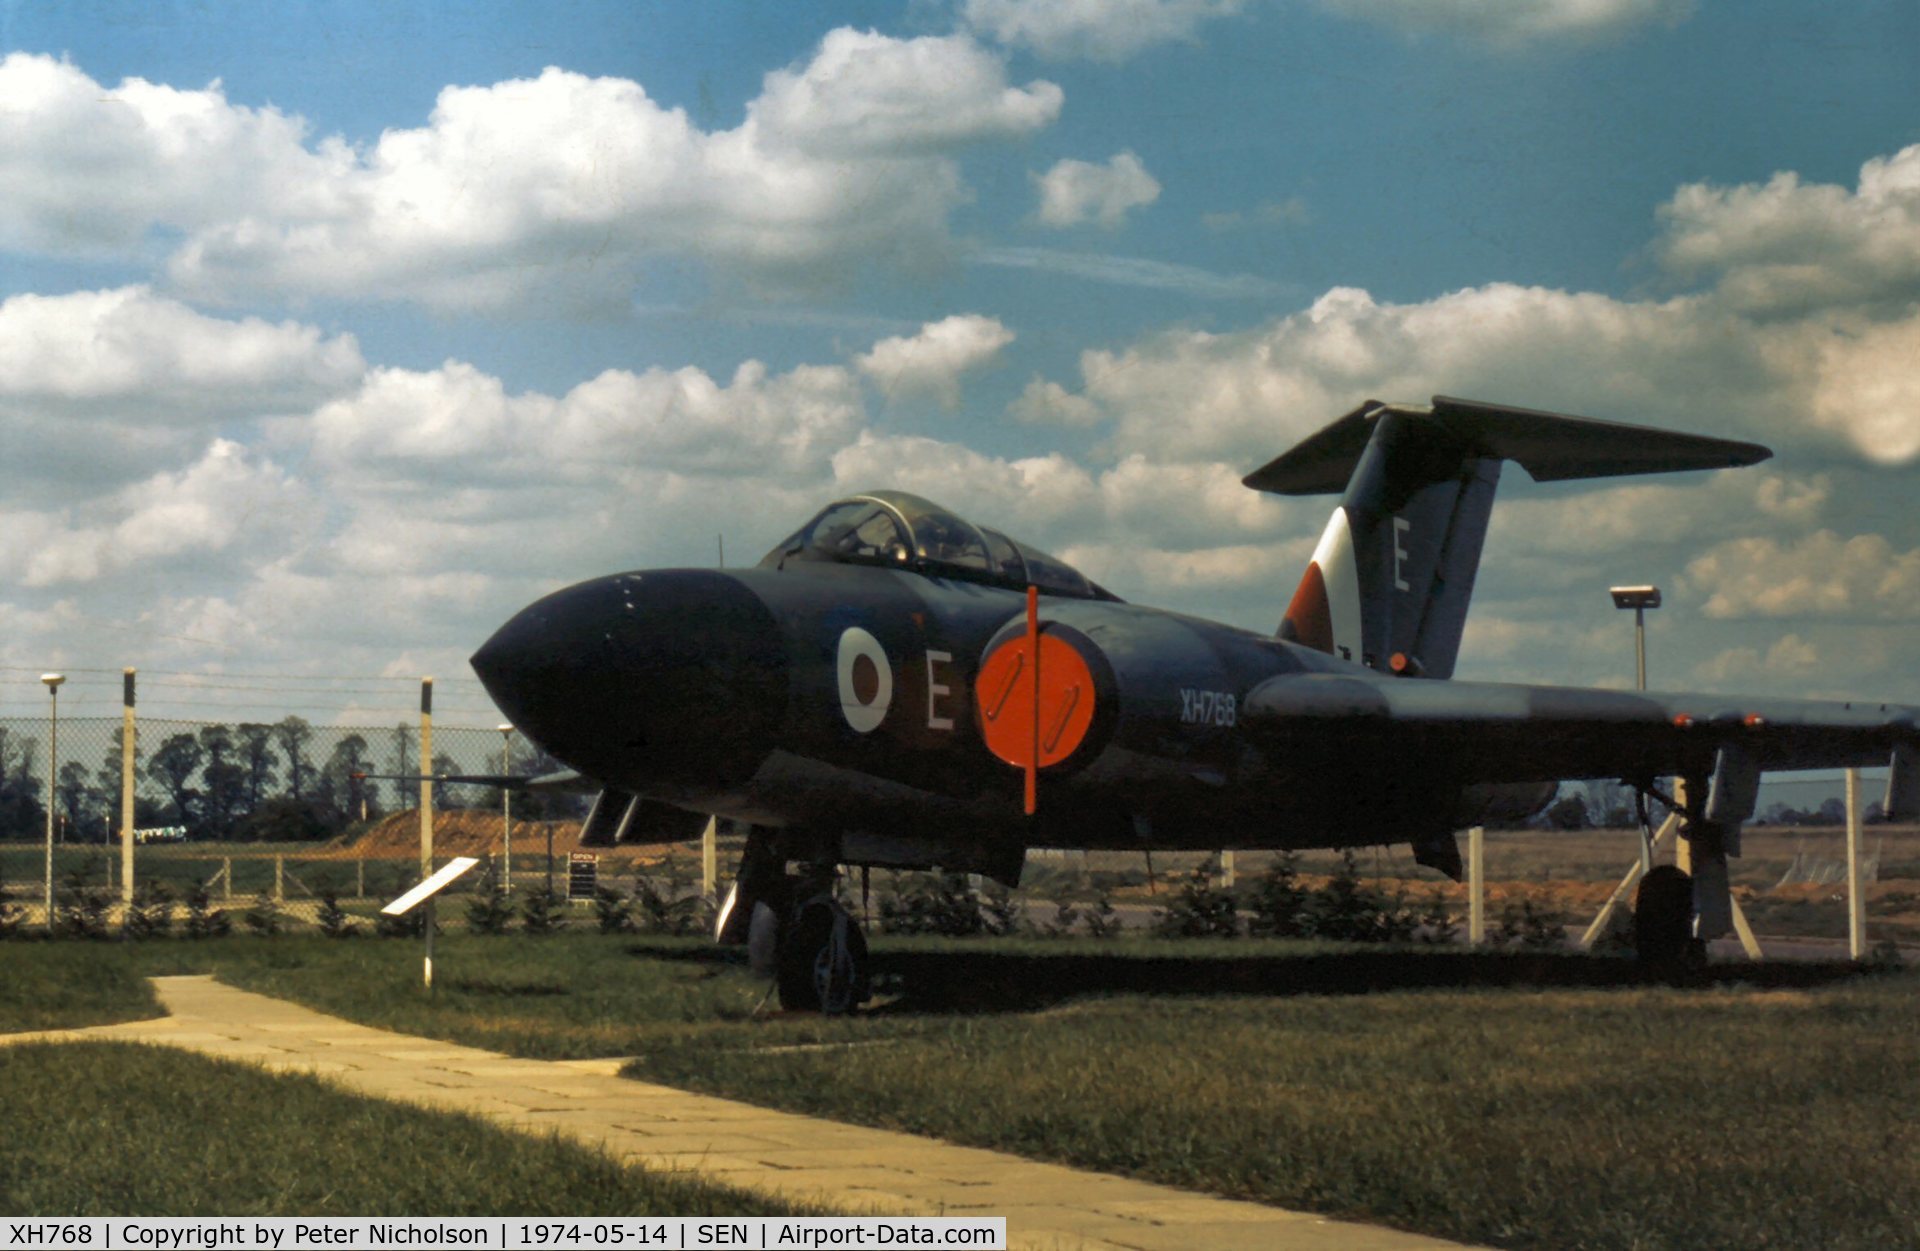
[1244,396,1771,679]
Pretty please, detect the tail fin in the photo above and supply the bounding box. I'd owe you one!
[1244,396,1770,680]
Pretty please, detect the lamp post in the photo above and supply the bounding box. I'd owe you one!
[1609,586,1661,691]
[40,673,64,928]
[497,724,514,892]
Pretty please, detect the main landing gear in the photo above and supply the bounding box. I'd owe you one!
[715,829,870,1014]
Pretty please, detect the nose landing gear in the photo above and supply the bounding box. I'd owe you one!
[715,829,871,1014]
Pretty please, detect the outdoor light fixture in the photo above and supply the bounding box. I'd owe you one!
[498,723,514,891]
[1608,586,1661,691]
[40,673,64,927]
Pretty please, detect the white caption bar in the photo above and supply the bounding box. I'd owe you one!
[1,1218,1006,1251]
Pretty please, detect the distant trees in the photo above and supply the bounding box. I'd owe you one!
[0,712,516,844]
[0,728,47,841]
[274,717,314,800]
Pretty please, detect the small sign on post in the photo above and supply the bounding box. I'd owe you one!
[383,856,480,990]
[568,852,599,902]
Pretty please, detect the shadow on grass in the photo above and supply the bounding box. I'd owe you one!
[628,937,1876,1015]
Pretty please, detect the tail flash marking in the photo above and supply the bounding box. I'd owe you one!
[1284,507,1361,661]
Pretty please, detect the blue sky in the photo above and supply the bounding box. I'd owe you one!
[1,0,1917,724]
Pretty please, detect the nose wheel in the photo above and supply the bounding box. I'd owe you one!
[716,830,869,1014]
[777,891,870,1014]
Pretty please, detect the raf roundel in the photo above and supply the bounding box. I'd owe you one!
[836,627,893,733]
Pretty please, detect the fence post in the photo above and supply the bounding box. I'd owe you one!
[1846,768,1865,960]
[420,677,435,947]
[223,857,232,902]
[702,815,718,899]
[274,855,283,902]
[419,679,434,879]
[121,669,137,908]
[1468,826,1485,946]
[356,857,365,901]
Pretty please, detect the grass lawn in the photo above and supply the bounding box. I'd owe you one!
[4,933,1916,1248]
[0,941,162,1031]
[0,1041,800,1217]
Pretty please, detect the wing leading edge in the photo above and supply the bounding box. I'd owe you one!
[1242,671,1920,817]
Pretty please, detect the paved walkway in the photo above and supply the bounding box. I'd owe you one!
[4,977,1482,1251]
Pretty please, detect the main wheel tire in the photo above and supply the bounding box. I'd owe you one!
[776,897,869,1014]
[1634,865,1693,970]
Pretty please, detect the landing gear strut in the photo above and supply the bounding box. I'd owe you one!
[715,830,870,1014]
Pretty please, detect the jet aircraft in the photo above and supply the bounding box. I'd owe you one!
[472,396,1919,1010]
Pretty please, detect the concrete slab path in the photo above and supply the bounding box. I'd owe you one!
[4,977,1485,1251]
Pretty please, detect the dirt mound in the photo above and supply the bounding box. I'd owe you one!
[328,808,685,864]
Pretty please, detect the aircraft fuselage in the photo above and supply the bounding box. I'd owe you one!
[473,561,1503,879]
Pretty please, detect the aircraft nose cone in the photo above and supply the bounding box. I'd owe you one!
[472,570,787,793]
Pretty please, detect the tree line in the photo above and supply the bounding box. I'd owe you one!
[0,717,574,844]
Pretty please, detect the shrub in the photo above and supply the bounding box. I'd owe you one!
[465,863,514,935]
[1036,894,1080,938]
[1299,851,1416,943]
[1417,888,1459,946]
[1493,898,1567,949]
[183,880,231,939]
[982,880,1022,937]
[1246,852,1310,938]
[1152,863,1241,939]
[52,871,111,940]
[122,879,175,940]
[316,886,359,938]
[1083,892,1122,939]
[879,872,985,936]
[242,892,284,937]
[0,873,23,939]
[520,885,567,935]
[593,885,636,934]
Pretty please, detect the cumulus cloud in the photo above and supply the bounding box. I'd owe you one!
[1655,144,1920,319]
[0,53,351,256]
[1045,283,1784,463]
[0,440,312,587]
[855,315,1016,407]
[1034,151,1162,228]
[308,357,866,484]
[0,286,363,502]
[0,286,362,412]
[1693,633,1822,687]
[1314,0,1694,47]
[1019,276,1920,468]
[1009,377,1102,426]
[1685,531,1920,620]
[965,0,1245,61]
[750,28,1062,156]
[1808,318,1920,465]
[0,40,1062,312]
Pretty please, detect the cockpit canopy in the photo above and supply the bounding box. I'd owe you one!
[759,490,1121,601]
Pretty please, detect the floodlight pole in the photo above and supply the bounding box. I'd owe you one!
[1632,606,1647,692]
[1608,586,1661,693]
[1610,587,1662,873]
[498,724,514,892]
[41,674,64,930]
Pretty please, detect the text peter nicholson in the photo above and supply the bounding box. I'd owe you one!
[4,1218,1007,1251]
